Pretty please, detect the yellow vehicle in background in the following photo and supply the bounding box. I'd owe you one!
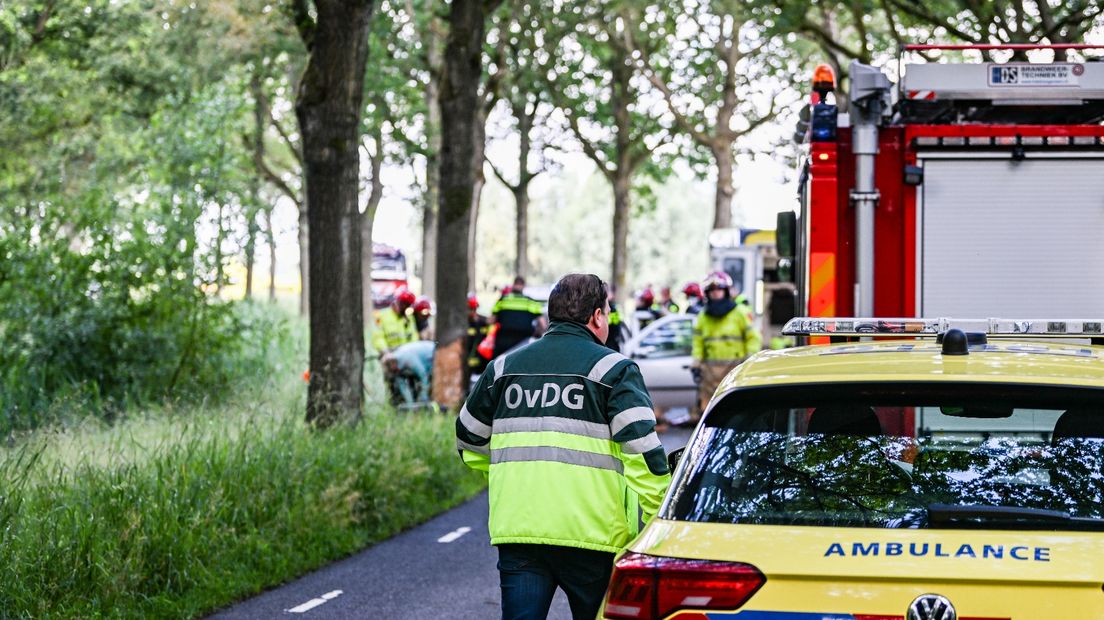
[603,317,1104,620]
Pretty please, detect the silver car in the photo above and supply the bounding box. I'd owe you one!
[621,313,696,411]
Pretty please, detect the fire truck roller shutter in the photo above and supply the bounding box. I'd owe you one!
[919,156,1104,317]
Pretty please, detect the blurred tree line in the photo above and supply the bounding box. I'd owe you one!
[2,0,1101,427]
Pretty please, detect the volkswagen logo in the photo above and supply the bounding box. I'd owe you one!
[907,594,957,620]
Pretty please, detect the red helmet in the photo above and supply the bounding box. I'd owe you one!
[413,296,433,317]
[702,271,733,292]
[682,282,703,298]
[501,285,513,297]
[395,287,416,307]
[467,293,479,310]
[638,287,655,306]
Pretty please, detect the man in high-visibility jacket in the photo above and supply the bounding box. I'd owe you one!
[371,287,418,356]
[456,273,671,620]
[490,276,545,358]
[691,271,762,417]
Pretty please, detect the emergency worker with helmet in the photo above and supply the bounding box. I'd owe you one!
[491,276,545,359]
[413,296,434,340]
[465,293,491,384]
[371,287,418,355]
[634,287,661,329]
[456,273,671,620]
[691,271,762,418]
[373,287,421,406]
[682,281,704,314]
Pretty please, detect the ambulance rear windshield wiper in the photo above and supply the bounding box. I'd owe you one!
[927,503,1104,530]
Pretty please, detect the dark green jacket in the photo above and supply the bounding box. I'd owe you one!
[456,321,671,553]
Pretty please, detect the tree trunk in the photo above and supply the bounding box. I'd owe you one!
[611,173,630,306]
[432,0,488,409]
[421,177,438,297]
[467,175,484,287]
[244,212,257,299]
[214,204,225,293]
[514,185,529,279]
[467,187,481,289]
[513,100,532,279]
[361,125,385,322]
[247,71,265,301]
[713,143,735,230]
[265,207,277,302]
[298,205,309,315]
[296,0,376,427]
[610,44,634,312]
[421,18,443,300]
[467,102,488,288]
[281,58,310,316]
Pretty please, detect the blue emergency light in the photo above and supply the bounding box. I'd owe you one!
[810,103,837,142]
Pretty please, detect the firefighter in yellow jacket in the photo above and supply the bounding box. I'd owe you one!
[372,287,418,356]
[691,271,762,416]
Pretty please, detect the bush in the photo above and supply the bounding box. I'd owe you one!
[0,383,483,618]
[0,222,281,434]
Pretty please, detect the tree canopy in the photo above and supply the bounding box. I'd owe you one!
[3,0,1103,424]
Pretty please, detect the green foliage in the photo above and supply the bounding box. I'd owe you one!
[0,1,308,432]
[367,0,438,163]
[0,372,483,617]
[476,162,714,292]
[546,0,674,188]
[0,71,266,433]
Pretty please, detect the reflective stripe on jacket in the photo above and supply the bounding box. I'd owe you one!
[691,305,762,362]
[491,293,544,357]
[371,308,418,353]
[456,321,671,554]
[492,293,543,329]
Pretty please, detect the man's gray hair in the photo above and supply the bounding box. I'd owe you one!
[548,274,607,324]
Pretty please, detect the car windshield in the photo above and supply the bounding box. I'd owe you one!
[635,319,692,358]
[664,383,1104,531]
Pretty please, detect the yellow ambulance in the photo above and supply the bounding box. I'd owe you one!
[603,318,1104,620]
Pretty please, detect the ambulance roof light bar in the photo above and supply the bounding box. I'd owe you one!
[902,44,1104,52]
[782,317,1104,338]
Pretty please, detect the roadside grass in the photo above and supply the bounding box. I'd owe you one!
[0,305,484,618]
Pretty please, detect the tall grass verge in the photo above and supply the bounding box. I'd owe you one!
[0,304,484,618]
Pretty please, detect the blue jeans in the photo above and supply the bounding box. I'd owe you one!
[497,543,615,620]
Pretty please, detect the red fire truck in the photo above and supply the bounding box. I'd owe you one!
[370,243,409,307]
[779,44,1104,324]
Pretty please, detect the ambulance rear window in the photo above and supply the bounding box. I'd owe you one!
[663,383,1104,530]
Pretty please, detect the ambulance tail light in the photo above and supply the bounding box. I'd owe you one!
[604,552,765,620]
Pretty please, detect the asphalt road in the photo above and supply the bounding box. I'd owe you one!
[207,426,693,620]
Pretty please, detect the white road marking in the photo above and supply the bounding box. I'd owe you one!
[437,526,472,543]
[287,590,343,614]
